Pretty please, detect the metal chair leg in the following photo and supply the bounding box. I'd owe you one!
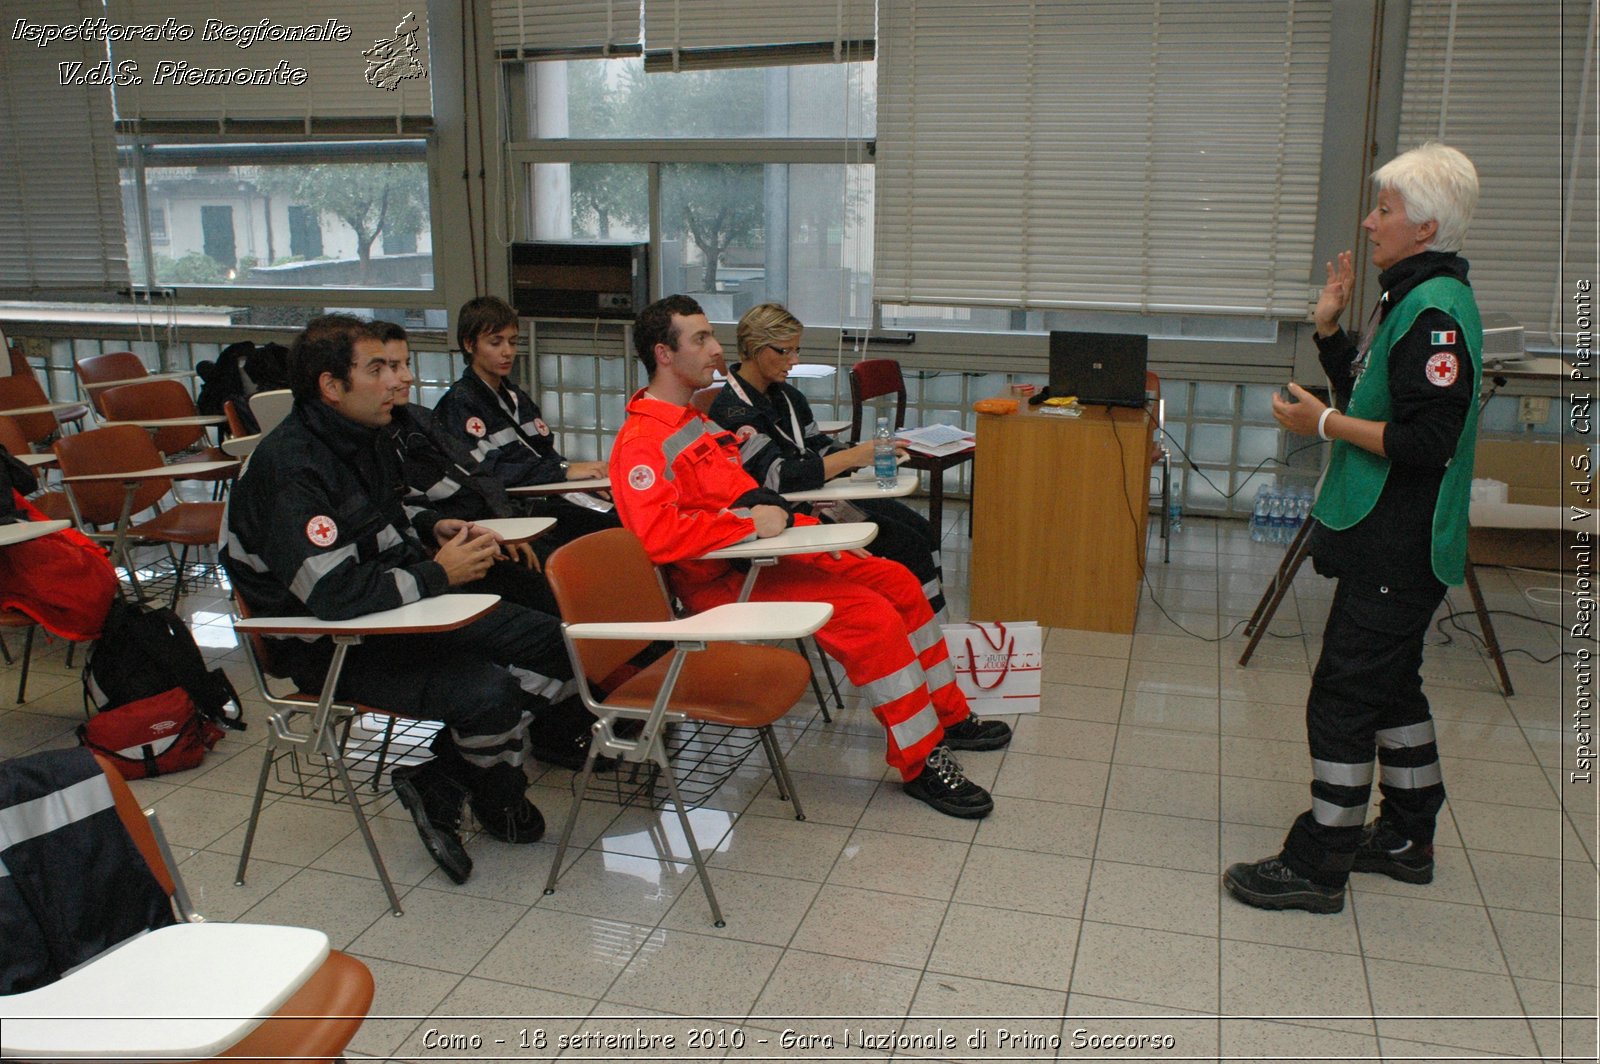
[330,747,404,916]
[14,624,35,703]
[758,725,806,822]
[811,637,844,710]
[655,749,724,927]
[544,738,601,899]
[794,639,834,723]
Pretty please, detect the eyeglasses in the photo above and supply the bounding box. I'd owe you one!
[763,344,802,359]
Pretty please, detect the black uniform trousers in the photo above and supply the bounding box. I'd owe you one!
[287,600,570,782]
[838,496,946,617]
[1282,576,1448,887]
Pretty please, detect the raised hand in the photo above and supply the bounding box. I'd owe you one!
[1314,251,1355,337]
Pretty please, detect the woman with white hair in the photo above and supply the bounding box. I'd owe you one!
[1226,142,1483,914]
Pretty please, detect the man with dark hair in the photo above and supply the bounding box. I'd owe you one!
[611,296,1011,819]
[222,314,575,884]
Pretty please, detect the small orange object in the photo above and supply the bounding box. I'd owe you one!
[973,398,1018,415]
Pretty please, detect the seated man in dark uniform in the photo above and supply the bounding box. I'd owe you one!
[222,315,571,885]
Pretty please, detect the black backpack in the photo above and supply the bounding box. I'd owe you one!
[84,599,245,730]
[194,341,289,433]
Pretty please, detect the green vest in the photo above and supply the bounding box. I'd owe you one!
[1310,276,1482,586]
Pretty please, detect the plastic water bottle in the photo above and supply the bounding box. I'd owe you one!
[1293,487,1312,531]
[1167,500,1183,534]
[1269,490,1289,544]
[1250,486,1271,543]
[874,417,897,490]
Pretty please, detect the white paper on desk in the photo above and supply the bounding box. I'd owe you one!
[896,424,976,457]
[562,491,614,513]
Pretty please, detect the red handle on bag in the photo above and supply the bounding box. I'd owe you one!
[961,635,1014,691]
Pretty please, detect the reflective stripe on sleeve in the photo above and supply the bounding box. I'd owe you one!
[290,542,359,602]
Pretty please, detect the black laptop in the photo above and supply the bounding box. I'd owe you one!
[1048,331,1149,408]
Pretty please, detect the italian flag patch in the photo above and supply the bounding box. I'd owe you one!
[1430,329,1456,345]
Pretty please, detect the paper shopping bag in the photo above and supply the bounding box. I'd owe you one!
[942,621,1042,714]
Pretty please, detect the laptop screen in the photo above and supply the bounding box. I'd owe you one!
[1048,331,1149,407]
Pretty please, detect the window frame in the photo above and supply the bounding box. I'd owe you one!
[118,135,447,310]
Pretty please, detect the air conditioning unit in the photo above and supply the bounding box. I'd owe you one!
[509,241,648,321]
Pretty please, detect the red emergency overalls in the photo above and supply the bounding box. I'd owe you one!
[610,390,969,778]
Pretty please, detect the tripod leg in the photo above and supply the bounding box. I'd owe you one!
[1238,520,1315,668]
[1463,558,1514,696]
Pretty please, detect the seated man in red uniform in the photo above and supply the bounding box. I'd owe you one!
[611,295,1011,818]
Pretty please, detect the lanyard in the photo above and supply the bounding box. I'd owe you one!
[725,372,806,448]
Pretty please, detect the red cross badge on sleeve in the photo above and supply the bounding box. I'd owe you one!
[1424,351,1459,387]
[533,417,550,436]
[465,416,486,438]
[627,464,656,491]
[306,515,339,547]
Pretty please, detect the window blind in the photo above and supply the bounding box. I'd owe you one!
[874,0,1331,318]
[0,0,130,297]
[1398,0,1597,347]
[641,0,875,70]
[106,1,432,133]
[491,1,643,59]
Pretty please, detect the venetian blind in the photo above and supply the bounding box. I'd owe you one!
[106,1,433,133]
[641,0,875,70]
[1398,0,1597,346]
[491,1,643,58]
[0,0,130,297]
[874,0,1331,318]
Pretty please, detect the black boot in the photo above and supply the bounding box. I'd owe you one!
[390,760,473,883]
[469,762,546,844]
[528,695,616,772]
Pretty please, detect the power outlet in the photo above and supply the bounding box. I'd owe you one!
[1518,396,1551,424]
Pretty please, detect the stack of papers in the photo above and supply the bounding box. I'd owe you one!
[895,424,976,457]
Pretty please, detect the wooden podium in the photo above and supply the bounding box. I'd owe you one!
[969,403,1152,633]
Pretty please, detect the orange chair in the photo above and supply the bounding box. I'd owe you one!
[0,414,70,521]
[223,397,252,437]
[542,528,828,926]
[690,384,721,415]
[98,379,233,489]
[0,749,375,1062]
[52,424,228,606]
[848,357,975,534]
[8,343,89,433]
[1147,371,1172,563]
[74,350,151,416]
[0,373,67,451]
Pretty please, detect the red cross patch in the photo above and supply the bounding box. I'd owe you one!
[627,464,656,491]
[533,417,550,436]
[465,416,486,438]
[306,515,338,547]
[1424,351,1459,388]
[735,425,757,443]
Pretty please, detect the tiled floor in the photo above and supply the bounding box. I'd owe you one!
[3,510,1595,1062]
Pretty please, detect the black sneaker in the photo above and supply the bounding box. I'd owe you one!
[391,761,473,884]
[903,747,995,819]
[1222,854,1344,914]
[941,713,1013,751]
[1352,820,1435,884]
